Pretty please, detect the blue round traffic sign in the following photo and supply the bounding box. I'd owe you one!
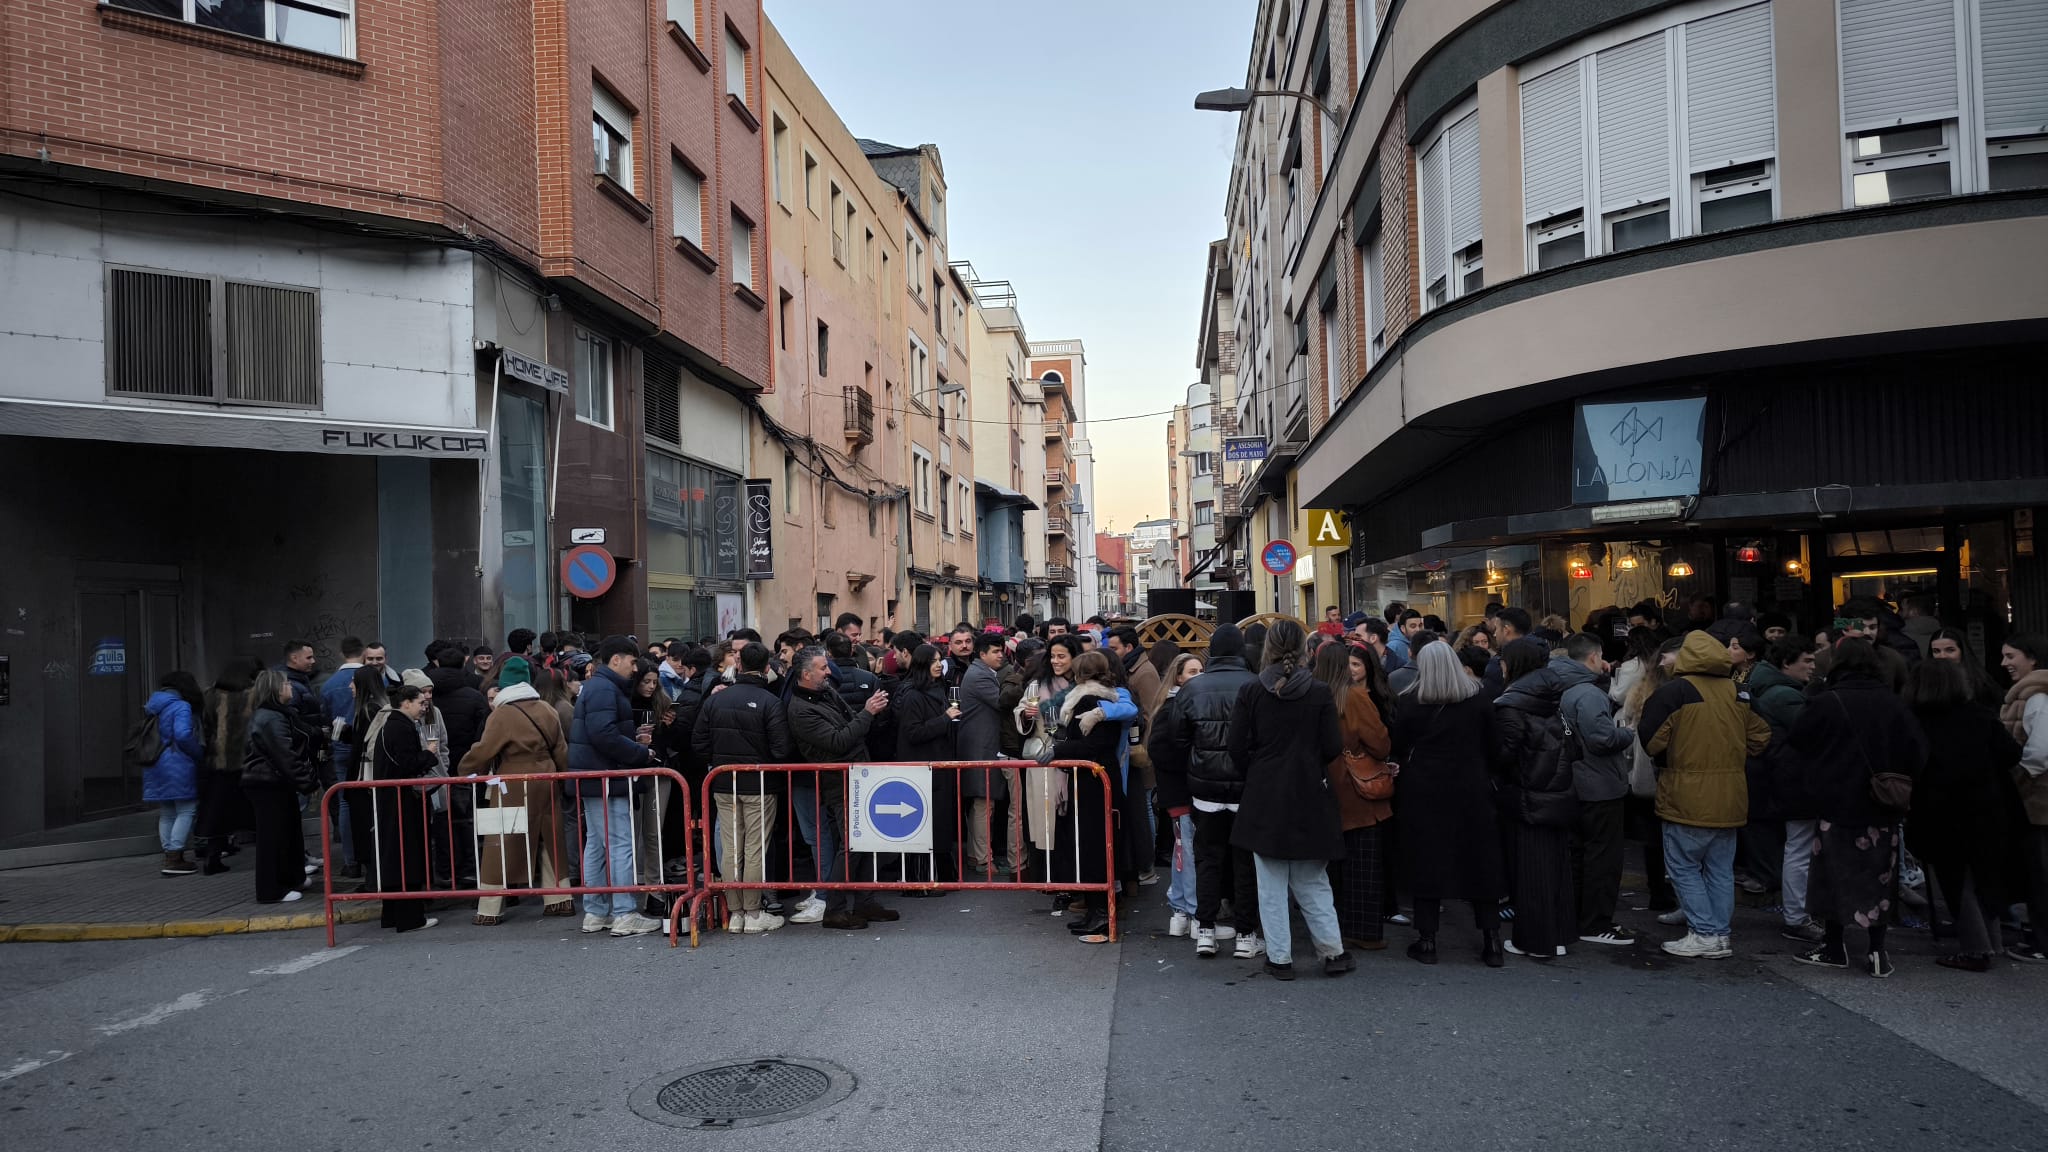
[866,779,926,841]
[1261,540,1297,575]
[561,544,617,599]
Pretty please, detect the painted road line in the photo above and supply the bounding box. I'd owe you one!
[251,945,364,975]
[95,989,232,1036]
[0,1051,71,1083]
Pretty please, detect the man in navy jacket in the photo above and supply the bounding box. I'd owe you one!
[568,636,661,938]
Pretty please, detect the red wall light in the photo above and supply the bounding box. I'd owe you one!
[1734,545,1761,564]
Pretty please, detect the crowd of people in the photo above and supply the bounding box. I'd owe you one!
[127,594,2047,980]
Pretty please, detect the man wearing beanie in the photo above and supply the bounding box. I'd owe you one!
[1160,623,1263,959]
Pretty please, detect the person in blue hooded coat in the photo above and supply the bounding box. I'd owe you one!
[144,670,208,876]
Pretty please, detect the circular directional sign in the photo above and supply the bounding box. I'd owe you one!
[561,544,617,599]
[865,778,926,842]
[1261,540,1298,575]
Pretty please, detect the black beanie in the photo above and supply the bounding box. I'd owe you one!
[1209,623,1246,660]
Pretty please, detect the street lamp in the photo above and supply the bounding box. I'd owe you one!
[1193,86,1337,127]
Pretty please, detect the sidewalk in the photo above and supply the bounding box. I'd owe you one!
[0,853,379,942]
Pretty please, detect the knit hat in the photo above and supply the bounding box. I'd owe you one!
[400,668,434,691]
[1209,623,1246,660]
[499,656,531,689]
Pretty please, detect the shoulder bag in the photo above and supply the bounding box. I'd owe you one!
[1832,694,1913,814]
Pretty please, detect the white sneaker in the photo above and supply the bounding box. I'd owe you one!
[743,910,786,934]
[610,912,662,938]
[1656,909,1689,926]
[1194,927,1218,957]
[1661,932,1732,959]
[1234,933,1265,960]
[789,898,826,925]
[726,913,744,934]
[420,917,439,930]
[1168,912,1191,937]
[581,913,614,934]
[303,862,321,875]
[280,890,303,903]
[1213,924,1238,941]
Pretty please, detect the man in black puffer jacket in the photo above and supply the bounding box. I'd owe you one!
[426,646,491,770]
[1160,623,1260,958]
[691,642,791,932]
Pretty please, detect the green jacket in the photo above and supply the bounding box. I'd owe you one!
[1641,632,1772,828]
[1745,661,1809,736]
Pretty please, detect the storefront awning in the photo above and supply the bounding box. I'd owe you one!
[0,398,489,459]
[974,479,1038,510]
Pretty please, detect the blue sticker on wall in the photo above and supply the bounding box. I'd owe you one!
[89,638,127,676]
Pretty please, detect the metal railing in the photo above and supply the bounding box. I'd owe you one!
[842,385,874,447]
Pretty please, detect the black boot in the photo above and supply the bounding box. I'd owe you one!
[201,850,230,876]
[1481,930,1505,968]
[1406,937,1439,965]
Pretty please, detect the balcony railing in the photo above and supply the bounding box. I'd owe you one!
[842,385,874,447]
[1043,419,1062,439]
[1046,468,1068,488]
[1047,562,1076,584]
[1046,516,1070,536]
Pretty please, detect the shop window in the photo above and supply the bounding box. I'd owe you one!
[106,266,321,407]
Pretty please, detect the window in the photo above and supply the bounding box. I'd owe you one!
[1849,121,1954,205]
[574,329,613,428]
[1363,232,1385,363]
[959,479,975,536]
[912,446,934,514]
[939,470,953,535]
[908,332,931,408]
[846,201,860,276]
[730,210,755,290]
[1521,3,1778,266]
[1417,107,1480,308]
[771,115,789,205]
[1319,299,1340,412]
[784,453,800,514]
[1192,452,1215,476]
[1194,502,1215,527]
[111,0,355,57]
[906,231,925,297]
[864,228,876,279]
[777,290,793,351]
[816,320,830,377]
[723,22,748,104]
[1354,0,1376,80]
[804,152,818,213]
[646,451,742,581]
[105,266,321,406]
[592,81,634,193]
[670,155,704,248]
[829,183,846,264]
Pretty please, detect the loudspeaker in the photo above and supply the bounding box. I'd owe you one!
[1146,589,1196,618]
[1215,590,1257,622]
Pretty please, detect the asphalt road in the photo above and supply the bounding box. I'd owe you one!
[2,888,2043,1151]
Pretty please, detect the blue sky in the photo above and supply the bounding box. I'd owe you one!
[767,0,1251,535]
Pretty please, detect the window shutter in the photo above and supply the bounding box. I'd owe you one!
[1838,0,1959,131]
[1981,0,2048,136]
[1418,134,1446,287]
[1446,112,1483,251]
[1596,32,1673,210]
[644,354,680,445]
[107,268,213,398]
[1684,2,1776,170]
[1521,61,1586,222]
[225,282,320,406]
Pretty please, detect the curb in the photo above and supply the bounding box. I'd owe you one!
[0,902,381,943]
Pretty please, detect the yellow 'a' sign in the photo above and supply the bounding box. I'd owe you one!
[1305,508,1350,547]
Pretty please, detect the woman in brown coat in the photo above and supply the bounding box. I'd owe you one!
[458,657,573,924]
[1315,643,1393,950]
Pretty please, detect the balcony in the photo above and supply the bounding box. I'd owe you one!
[1220,486,1241,518]
[1046,516,1069,536]
[1045,468,1068,488]
[1043,419,1062,439]
[842,385,874,448]
[1040,374,1066,395]
[1048,562,1076,585]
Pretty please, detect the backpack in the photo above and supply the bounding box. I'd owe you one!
[124,710,165,768]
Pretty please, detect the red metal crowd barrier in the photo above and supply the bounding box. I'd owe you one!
[320,767,698,947]
[683,760,1118,947]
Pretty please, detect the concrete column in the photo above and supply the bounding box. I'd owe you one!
[1775,0,1843,219]
[1478,65,1525,283]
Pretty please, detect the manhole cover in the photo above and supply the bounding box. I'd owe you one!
[629,1057,855,1130]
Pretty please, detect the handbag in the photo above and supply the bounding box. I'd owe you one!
[1338,750,1397,801]
[1830,694,1913,814]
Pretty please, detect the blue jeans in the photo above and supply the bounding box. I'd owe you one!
[158,799,198,853]
[580,792,637,919]
[1165,814,1197,916]
[329,742,358,867]
[1663,822,1737,938]
[792,778,847,912]
[1252,853,1345,965]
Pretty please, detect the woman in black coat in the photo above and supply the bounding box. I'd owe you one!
[1048,650,1128,937]
[368,686,443,933]
[1388,642,1507,967]
[1907,658,2025,971]
[241,670,317,904]
[893,644,961,884]
[1493,638,1576,961]
[1788,639,1927,977]
[1227,620,1350,979]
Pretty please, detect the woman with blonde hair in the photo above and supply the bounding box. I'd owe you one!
[1388,642,1507,966]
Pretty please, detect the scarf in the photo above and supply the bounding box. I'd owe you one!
[495,681,541,707]
[359,705,403,781]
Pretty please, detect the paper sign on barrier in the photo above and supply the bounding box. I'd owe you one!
[847,764,932,854]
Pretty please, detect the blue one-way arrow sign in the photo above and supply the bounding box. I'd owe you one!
[848,766,933,854]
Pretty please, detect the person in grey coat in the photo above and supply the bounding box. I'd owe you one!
[1555,632,1638,946]
[957,632,1019,876]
